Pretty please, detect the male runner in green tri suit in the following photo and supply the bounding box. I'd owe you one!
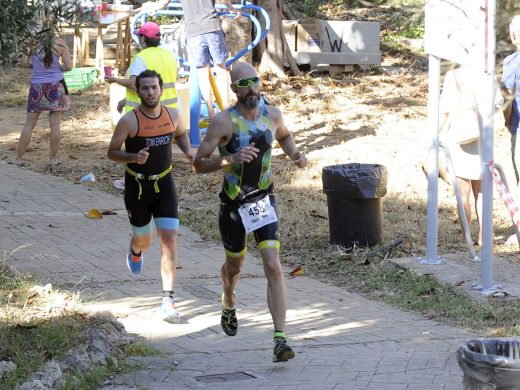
[193,62,307,362]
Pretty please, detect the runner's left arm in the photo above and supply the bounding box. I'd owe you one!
[270,106,308,169]
[169,107,193,163]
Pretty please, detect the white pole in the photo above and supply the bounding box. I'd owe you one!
[422,54,445,265]
[479,0,497,291]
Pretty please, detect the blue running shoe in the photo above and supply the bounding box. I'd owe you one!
[126,249,143,274]
[158,300,181,324]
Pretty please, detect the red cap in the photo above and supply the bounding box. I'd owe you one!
[134,22,161,39]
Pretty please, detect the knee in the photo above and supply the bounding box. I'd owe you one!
[264,258,283,279]
[458,185,471,200]
[223,258,243,276]
[162,233,177,248]
[49,113,61,128]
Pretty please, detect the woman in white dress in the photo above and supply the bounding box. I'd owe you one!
[439,66,503,245]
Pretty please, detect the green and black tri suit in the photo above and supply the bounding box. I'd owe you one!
[218,105,280,257]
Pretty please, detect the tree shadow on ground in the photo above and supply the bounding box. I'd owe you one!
[291,121,377,153]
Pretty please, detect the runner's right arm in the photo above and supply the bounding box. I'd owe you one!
[193,112,259,173]
[107,113,149,164]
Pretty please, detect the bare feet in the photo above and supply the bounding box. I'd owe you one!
[43,158,61,170]
[8,157,29,167]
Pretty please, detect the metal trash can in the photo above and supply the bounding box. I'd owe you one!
[457,338,520,389]
[322,163,387,248]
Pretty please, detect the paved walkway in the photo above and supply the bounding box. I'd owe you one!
[0,162,475,390]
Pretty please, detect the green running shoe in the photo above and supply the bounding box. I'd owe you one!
[273,337,295,362]
[221,292,238,336]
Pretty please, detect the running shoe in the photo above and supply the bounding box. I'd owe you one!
[158,300,181,324]
[126,248,143,274]
[273,337,295,362]
[221,292,238,336]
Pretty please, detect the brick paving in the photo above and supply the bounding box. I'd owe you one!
[0,162,475,389]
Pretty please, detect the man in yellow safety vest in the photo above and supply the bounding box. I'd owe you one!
[105,22,178,113]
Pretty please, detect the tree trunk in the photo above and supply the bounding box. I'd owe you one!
[254,0,301,77]
[222,16,253,64]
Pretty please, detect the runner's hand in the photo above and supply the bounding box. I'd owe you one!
[185,151,194,164]
[292,150,307,168]
[231,143,259,163]
[136,147,149,164]
[116,99,125,113]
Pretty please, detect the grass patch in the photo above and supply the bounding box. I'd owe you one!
[0,253,84,388]
[57,342,162,390]
[60,366,110,390]
[293,245,520,336]
[124,342,164,358]
[0,316,84,388]
[0,255,160,389]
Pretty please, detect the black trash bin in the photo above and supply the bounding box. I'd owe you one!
[457,338,520,390]
[322,163,387,248]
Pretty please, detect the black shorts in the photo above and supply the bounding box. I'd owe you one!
[124,171,179,233]
[219,193,279,256]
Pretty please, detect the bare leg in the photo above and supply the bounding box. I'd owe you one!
[221,255,244,308]
[156,229,178,291]
[48,111,62,165]
[15,112,41,164]
[471,180,483,246]
[457,177,473,242]
[260,247,288,332]
[196,65,216,119]
[131,233,152,257]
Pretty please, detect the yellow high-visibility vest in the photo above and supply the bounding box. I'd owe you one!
[125,47,178,113]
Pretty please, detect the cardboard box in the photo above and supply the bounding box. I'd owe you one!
[296,18,324,52]
[283,19,381,67]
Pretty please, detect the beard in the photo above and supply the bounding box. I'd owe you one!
[238,91,260,109]
[139,95,160,109]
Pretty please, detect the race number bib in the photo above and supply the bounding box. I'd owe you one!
[238,195,278,233]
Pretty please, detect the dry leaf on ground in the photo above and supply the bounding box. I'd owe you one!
[86,209,103,219]
[289,266,304,277]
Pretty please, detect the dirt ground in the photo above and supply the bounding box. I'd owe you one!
[0,5,518,279]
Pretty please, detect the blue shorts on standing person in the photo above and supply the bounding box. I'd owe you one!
[186,30,228,68]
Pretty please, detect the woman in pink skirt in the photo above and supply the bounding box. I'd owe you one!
[13,34,73,168]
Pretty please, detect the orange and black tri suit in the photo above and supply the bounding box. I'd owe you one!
[124,106,179,233]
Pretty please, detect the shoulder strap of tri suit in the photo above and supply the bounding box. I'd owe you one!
[133,107,143,137]
[163,106,177,133]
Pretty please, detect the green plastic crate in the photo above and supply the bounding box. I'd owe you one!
[63,67,98,91]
